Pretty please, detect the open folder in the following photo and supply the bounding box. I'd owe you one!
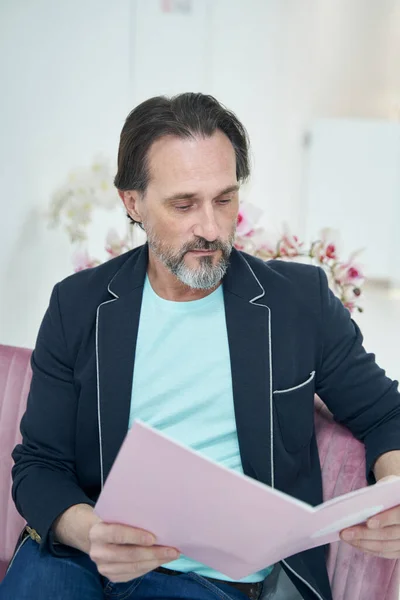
[95,420,400,579]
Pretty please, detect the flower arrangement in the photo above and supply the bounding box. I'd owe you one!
[48,158,364,314]
[48,155,120,243]
[235,205,363,313]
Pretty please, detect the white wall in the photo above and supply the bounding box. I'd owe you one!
[1,0,399,347]
[208,0,400,233]
[0,0,132,347]
[304,118,400,280]
[131,0,400,237]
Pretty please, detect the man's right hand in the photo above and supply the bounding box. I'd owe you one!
[53,504,180,583]
[88,522,180,583]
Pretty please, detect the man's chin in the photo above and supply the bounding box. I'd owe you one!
[173,258,227,290]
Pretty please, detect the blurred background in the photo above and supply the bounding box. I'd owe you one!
[0,0,399,378]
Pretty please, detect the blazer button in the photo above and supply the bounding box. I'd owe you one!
[26,526,42,543]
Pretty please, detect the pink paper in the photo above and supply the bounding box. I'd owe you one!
[95,420,400,580]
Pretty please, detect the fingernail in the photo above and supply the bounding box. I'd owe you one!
[368,519,380,529]
[165,549,179,558]
[341,531,355,541]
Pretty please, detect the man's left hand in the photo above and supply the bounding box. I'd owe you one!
[340,476,400,559]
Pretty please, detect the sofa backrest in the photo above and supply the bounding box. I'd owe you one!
[0,344,31,563]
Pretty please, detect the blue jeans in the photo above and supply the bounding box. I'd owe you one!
[0,537,255,600]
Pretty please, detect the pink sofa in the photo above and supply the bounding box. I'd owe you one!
[0,344,31,580]
[315,398,400,599]
[0,343,399,598]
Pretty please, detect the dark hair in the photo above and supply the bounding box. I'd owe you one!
[114,93,250,226]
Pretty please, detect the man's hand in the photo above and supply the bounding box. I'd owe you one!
[53,504,180,582]
[340,476,400,559]
[88,522,180,583]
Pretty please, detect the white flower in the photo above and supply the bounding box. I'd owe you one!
[48,155,119,244]
[105,228,130,258]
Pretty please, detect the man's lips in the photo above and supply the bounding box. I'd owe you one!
[187,249,217,256]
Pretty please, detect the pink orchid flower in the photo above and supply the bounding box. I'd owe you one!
[333,262,364,286]
[236,202,263,237]
[325,243,337,260]
[279,233,303,258]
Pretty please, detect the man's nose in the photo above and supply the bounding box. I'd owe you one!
[193,207,219,242]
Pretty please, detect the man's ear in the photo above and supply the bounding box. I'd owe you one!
[118,190,142,223]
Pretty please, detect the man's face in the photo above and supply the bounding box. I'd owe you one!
[128,131,239,289]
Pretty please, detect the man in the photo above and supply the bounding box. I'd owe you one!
[1,93,400,600]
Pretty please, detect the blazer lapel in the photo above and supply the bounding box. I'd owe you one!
[96,245,148,484]
[224,250,274,487]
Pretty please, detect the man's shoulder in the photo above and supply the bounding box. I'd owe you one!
[242,251,321,287]
[58,247,140,294]
[54,246,142,323]
[238,252,323,317]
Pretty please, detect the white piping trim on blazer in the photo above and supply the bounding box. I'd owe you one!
[274,371,316,395]
[281,560,324,600]
[242,257,275,490]
[96,279,119,490]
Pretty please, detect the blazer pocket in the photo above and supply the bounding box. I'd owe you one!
[273,371,316,453]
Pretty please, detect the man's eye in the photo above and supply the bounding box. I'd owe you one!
[176,205,191,211]
[218,198,232,204]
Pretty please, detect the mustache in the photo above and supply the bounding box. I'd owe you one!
[181,238,231,254]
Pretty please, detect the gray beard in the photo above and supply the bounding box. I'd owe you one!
[168,254,229,290]
[145,229,235,290]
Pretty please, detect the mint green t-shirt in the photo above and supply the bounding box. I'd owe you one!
[129,276,273,583]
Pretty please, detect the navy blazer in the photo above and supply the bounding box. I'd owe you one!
[12,245,400,600]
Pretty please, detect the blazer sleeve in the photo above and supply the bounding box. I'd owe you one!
[315,268,400,483]
[11,283,95,555]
